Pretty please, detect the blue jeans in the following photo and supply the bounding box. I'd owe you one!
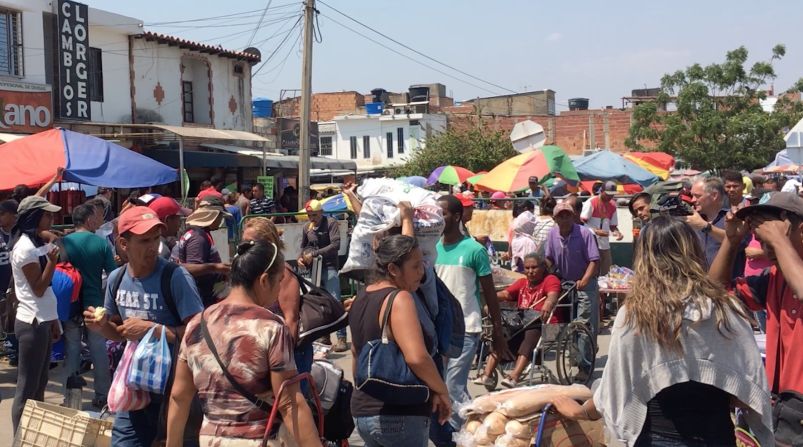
[322,266,345,339]
[63,318,111,400]
[356,415,430,447]
[112,393,163,447]
[445,333,480,429]
[754,310,767,333]
[294,342,313,395]
[575,277,599,371]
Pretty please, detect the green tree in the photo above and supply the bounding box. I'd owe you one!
[626,45,803,171]
[392,126,518,178]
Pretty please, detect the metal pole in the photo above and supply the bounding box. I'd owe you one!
[179,137,186,201]
[298,0,315,210]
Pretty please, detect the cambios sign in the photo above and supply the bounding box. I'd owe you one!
[57,0,91,121]
[0,81,53,133]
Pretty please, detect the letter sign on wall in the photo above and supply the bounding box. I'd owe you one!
[57,0,91,121]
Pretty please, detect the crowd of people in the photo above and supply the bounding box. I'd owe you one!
[1,167,802,447]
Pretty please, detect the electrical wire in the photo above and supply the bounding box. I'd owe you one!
[318,0,516,95]
[256,26,303,83]
[245,0,275,48]
[251,15,304,77]
[144,3,297,26]
[320,12,500,96]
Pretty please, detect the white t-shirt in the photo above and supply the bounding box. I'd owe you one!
[781,179,802,194]
[11,234,58,323]
[580,196,618,251]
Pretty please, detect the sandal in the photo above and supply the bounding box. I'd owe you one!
[501,376,518,388]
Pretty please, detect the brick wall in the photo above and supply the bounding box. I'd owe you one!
[274,91,365,121]
[445,108,634,155]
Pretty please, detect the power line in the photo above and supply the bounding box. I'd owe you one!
[251,15,304,77]
[319,12,500,96]
[145,3,297,26]
[245,0,276,48]
[257,26,303,83]
[318,0,516,95]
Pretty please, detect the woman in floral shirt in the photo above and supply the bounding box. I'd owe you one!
[167,240,320,447]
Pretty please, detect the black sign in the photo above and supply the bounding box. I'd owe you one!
[57,0,91,121]
[278,118,319,155]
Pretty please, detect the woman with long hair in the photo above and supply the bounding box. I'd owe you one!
[167,240,320,447]
[350,235,451,447]
[10,196,63,433]
[551,215,772,446]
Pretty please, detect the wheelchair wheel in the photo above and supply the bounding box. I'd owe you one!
[485,368,499,392]
[555,322,595,386]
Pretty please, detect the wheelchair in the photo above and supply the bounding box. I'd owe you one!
[474,280,597,391]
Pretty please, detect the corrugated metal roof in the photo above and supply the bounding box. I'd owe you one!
[149,124,269,142]
[200,143,357,171]
[137,32,261,62]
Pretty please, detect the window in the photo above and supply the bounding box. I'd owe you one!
[349,136,357,159]
[397,128,404,154]
[182,81,194,123]
[88,47,103,102]
[362,135,370,158]
[386,132,394,159]
[0,9,22,76]
[319,136,333,156]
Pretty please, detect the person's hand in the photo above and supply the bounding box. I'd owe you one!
[751,216,791,248]
[46,244,59,263]
[612,230,623,241]
[116,318,154,341]
[491,327,514,362]
[56,166,65,178]
[499,252,511,261]
[593,229,609,238]
[540,301,555,321]
[343,296,356,312]
[51,321,62,342]
[431,392,452,425]
[302,252,314,265]
[576,278,589,291]
[685,211,708,231]
[724,211,749,244]
[83,306,109,329]
[398,201,414,221]
[214,263,231,274]
[297,256,307,267]
[551,395,586,420]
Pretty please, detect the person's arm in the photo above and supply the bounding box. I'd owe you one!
[181,263,230,277]
[312,219,340,259]
[479,274,514,360]
[182,232,229,275]
[166,359,197,447]
[754,217,803,299]
[20,244,59,297]
[103,244,118,275]
[610,208,622,241]
[271,369,321,446]
[35,167,64,197]
[709,224,726,243]
[278,268,301,341]
[577,261,598,291]
[389,291,452,425]
[398,201,414,237]
[551,395,601,421]
[343,183,362,216]
[709,212,749,288]
[496,290,511,301]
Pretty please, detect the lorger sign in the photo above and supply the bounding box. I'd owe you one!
[0,81,53,133]
[58,0,91,121]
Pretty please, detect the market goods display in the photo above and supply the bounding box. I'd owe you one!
[454,384,604,447]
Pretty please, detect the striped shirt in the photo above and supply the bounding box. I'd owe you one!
[249,197,275,215]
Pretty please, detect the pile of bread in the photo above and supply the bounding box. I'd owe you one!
[455,384,603,447]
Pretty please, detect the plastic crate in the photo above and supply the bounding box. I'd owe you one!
[13,400,112,447]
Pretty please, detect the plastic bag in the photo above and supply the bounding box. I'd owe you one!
[108,341,150,412]
[126,325,171,394]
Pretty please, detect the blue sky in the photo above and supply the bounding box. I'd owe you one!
[85,0,803,110]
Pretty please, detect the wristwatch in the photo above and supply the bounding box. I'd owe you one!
[701,223,712,234]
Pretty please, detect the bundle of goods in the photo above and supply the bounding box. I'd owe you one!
[454,384,605,447]
[598,265,633,290]
[341,178,444,274]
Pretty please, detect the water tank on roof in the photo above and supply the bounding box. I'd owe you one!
[252,98,273,118]
[568,98,589,111]
[366,102,383,115]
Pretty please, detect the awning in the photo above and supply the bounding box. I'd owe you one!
[144,148,262,169]
[151,125,270,142]
[201,143,357,171]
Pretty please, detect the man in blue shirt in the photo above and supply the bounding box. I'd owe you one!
[84,206,203,447]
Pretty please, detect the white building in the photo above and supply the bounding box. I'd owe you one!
[320,112,447,172]
[0,0,259,135]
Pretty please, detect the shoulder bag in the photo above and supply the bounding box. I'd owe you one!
[355,290,432,406]
[291,270,348,346]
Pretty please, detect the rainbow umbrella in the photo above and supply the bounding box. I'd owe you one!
[624,151,675,180]
[427,165,475,186]
[476,145,579,193]
[466,171,488,185]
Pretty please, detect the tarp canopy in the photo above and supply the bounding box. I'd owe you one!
[573,150,659,187]
[0,128,178,190]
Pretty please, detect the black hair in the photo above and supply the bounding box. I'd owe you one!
[200,180,212,190]
[240,184,251,194]
[628,192,651,215]
[253,183,265,192]
[374,235,418,279]
[572,197,583,215]
[438,194,464,220]
[11,185,31,203]
[230,240,285,290]
[85,198,105,213]
[539,196,557,216]
[720,170,743,184]
[72,204,96,227]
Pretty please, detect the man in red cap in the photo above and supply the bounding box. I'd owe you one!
[148,196,191,259]
[84,206,203,447]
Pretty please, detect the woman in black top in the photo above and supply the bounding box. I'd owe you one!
[349,235,450,447]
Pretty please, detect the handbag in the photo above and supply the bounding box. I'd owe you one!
[310,360,354,441]
[355,290,432,406]
[108,341,151,412]
[291,270,348,346]
[127,325,172,394]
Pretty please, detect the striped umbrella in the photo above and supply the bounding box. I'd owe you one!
[427,165,475,186]
[466,171,488,185]
[476,145,579,193]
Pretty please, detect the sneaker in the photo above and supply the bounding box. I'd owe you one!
[333,338,349,353]
[501,377,518,388]
[473,375,496,388]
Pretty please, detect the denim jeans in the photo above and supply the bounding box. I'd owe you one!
[63,318,111,400]
[322,266,345,339]
[575,277,599,371]
[754,310,767,333]
[445,333,481,429]
[355,415,430,447]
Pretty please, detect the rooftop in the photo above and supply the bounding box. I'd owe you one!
[135,31,261,63]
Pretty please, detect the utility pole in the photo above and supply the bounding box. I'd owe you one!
[298,0,315,210]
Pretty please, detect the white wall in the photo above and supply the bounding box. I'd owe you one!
[1,0,48,86]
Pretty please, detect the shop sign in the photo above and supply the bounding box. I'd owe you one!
[0,81,54,133]
[58,0,91,121]
[256,176,274,198]
[278,118,319,154]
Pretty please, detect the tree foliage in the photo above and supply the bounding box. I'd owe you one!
[392,126,518,177]
[626,45,803,171]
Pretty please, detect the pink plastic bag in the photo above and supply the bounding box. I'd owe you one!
[108,341,151,412]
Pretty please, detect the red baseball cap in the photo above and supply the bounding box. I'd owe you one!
[197,187,223,201]
[148,197,191,221]
[454,193,475,208]
[118,206,166,235]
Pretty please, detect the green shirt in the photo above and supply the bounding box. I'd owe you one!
[435,235,492,333]
[63,231,117,308]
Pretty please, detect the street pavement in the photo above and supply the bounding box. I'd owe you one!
[0,326,611,447]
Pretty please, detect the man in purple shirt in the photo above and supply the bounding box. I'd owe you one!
[545,201,600,378]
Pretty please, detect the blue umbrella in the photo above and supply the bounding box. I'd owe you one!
[573,150,659,187]
[397,176,427,188]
